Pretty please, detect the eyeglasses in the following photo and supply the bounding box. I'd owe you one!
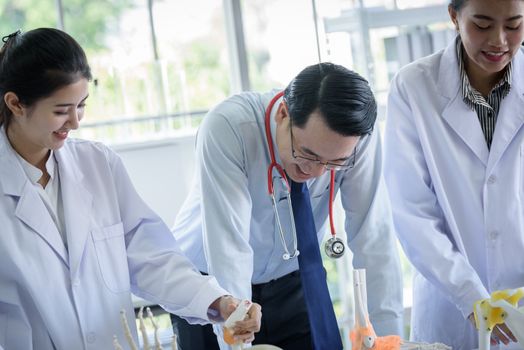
[289,120,360,171]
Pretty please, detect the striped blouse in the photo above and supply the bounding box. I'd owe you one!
[456,38,512,149]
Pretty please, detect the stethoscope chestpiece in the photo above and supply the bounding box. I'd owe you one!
[324,237,345,259]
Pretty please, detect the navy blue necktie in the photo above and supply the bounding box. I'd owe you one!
[289,179,343,350]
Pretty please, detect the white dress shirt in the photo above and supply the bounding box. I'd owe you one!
[173,89,403,344]
[15,151,67,246]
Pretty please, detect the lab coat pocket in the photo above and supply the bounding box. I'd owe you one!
[91,222,130,293]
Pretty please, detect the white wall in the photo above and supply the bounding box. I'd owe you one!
[112,135,197,226]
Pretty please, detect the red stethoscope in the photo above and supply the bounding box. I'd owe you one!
[264,91,346,260]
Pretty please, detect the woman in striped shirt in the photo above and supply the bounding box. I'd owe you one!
[384,0,524,349]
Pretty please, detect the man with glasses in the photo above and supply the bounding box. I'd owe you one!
[170,63,403,350]
[288,117,360,170]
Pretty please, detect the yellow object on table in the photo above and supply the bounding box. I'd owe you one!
[473,288,524,331]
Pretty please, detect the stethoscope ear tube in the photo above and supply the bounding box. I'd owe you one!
[265,91,345,260]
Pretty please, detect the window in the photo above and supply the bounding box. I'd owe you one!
[0,0,56,33]
[62,0,231,143]
[153,0,231,112]
[323,0,453,122]
[242,0,323,91]
[62,0,155,143]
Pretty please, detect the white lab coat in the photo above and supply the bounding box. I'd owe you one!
[173,90,403,349]
[384,39,524,350]
[0,128,228,350]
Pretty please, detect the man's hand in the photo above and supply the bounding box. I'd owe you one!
[211,296,262,343]
[468,312,517,345]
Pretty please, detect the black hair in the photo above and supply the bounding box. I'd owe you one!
[0,28,92,129]
[450,0,524,12]
[283,62,376,136]
[449,0,468,11]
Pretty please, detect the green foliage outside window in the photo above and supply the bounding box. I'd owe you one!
[0,0,131,52]
[0,0,55,34]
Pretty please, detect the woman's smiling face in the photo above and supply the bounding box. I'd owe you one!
[450,0,524,82]
[5,78,89,165]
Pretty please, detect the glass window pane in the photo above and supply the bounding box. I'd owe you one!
[242,0,321,91]
[153,0,231,111]
[322,0,453,122]
[342,0,447,9]
[61,0,231,144]
[395,0,447,9]
[62,0,162,142]
[0,0,56,33]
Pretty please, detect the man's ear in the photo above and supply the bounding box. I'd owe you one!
[4,92,26,118]
[274,101,289,126]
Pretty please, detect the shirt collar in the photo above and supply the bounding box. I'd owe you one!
[456,37,512,108]
[14,149,56,186]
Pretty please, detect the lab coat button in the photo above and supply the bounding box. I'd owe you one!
[490,231,499,240]
[487,175,496,184]
[86,332,96,343]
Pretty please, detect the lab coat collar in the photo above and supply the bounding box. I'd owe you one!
[438,39,524,169]
[54,143,93,280]
[436,36,524,98]
[438,38,488,166]
[437,36,462,100]
[14,149,56,186]
[509,47,524,97]
[487,48,524,174]
[0,126,69,266]
[0,126,26,197]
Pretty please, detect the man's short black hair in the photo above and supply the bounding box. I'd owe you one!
[284,62,376,136]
